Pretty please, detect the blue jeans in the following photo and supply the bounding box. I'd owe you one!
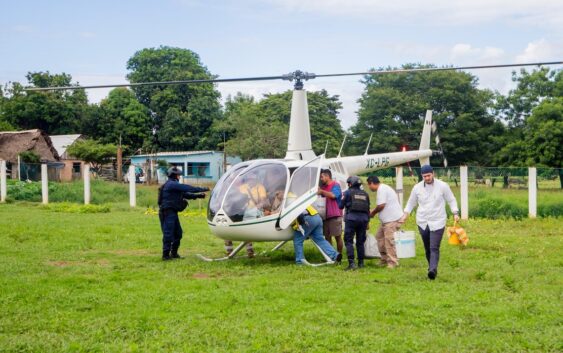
[293,214,339,264]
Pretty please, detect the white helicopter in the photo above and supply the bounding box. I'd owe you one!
[203,72,434,264]
[27,61,563,264]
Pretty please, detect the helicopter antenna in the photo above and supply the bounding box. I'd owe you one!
[363,133,373,155]
[337,134,347,158]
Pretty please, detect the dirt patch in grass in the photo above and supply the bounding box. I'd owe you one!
[101,249,154,256]
[192,273,211,279]
[47,259,111,267]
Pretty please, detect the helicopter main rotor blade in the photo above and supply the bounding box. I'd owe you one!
[24,75,287,91]
[314,61,563,79]
[22,60,563,92]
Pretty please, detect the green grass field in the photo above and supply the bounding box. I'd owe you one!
[1,202,562,352]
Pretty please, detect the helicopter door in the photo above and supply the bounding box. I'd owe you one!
[277,155,324,230]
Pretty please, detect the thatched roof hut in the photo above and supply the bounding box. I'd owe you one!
[0,129,60,163]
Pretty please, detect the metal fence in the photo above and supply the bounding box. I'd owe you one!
[366,166,562,190]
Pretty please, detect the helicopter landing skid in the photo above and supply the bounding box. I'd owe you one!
[196,241,249,262]
[259,240,289,256]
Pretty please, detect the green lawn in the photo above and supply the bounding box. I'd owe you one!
[0,203,562,352]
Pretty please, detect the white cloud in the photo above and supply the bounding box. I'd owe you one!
[266,0,563,28]
[515,39,559,63]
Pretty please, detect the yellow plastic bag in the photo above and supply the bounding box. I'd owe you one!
[447,221,468,246]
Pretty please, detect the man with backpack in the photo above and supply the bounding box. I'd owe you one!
[339,176,371,270]
[158,167,210,261]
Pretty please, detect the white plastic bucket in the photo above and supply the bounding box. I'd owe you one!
[394,230,416,258]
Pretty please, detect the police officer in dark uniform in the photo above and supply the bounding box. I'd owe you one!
[339,176,371,270]
[159,167,209,260]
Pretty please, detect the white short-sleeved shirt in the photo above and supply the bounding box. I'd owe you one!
[376,183,403,223]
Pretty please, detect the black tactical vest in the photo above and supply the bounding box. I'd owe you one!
[348,188,370,214]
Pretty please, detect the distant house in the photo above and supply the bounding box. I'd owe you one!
[50,134,85,181]
[130,151,242,183]
[0,129,60,179]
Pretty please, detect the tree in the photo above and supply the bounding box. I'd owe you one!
[496,67,558,127]
[213,90,345,160]
[257,90,345,156]
[494,68,563,167]
[66,139,117,174]
[349,64,504,166]
[93,88,152,155]
[126,46,221,151]
[216,94,288,160]
[0,72,89,134]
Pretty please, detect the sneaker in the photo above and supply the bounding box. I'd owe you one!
[247,252,255,259]
[428,270,437,280]
[358,262,365,269]
[162,254,172,261]
[171,252,182,259]
[345,263,358,271]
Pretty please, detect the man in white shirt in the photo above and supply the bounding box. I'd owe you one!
[399,165,459,280]
[367,176,403,269]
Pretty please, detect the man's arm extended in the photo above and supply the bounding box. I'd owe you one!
[168,182,209,194]
[370,203,385,218]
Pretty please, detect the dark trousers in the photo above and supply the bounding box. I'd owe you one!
[344,219,368,264]
[418,225,445,273]
[160,210,183,254]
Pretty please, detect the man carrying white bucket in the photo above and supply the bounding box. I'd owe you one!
[399,165,460,280]
[367,176,403,269]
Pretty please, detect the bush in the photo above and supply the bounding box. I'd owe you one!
[472,198,527,219]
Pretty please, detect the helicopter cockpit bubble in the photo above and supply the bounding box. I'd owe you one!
[217,162,289,223]
[207,163,250,222]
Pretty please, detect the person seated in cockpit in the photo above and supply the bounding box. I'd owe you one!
[263,170,286,216]
[239,173,269,219]
[264,190,284,215]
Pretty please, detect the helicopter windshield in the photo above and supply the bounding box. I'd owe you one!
[220,162,288,223]
[207,163,249,221]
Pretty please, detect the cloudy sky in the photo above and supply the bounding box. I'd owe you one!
[1,0,562,128]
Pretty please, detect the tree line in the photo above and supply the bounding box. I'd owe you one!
[0,46,561,169]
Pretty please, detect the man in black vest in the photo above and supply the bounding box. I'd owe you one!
[339,176,371,270]
[159,167,209,260]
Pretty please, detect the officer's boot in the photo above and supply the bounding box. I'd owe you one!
[345,261,357,271]
[162,250,172,261]
[171,248,182,259]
